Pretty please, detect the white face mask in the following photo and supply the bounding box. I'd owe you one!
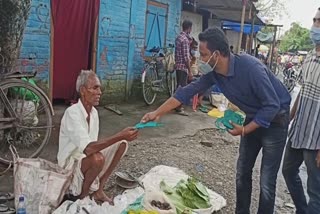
[191,50,198,56]
[198,52,218,74]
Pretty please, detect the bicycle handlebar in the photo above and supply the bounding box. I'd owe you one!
[145,44,175,53]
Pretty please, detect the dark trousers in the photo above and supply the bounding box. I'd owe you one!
[175,70,188,110]
[282,140,320,214]
[176,70,188,88]
[236,112,289,214]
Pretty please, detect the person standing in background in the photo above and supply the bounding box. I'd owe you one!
[174,20,193,116]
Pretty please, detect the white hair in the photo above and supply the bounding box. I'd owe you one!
[75,70,96,93]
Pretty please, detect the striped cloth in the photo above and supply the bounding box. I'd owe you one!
[289,49,320,150]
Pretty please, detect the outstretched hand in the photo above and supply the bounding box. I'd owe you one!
[118,127,139,142]
[141,111,160,123]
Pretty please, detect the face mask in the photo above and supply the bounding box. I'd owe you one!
[198,52,219,74]
[191,50,197,56]
[310,26,320,45]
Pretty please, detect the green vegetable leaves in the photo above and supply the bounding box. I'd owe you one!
[160,178,211,214]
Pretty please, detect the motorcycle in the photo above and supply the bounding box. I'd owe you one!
[282,62,302,93]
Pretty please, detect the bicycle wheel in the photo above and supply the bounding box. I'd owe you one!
[166,71,176,97]
[0,79,53,165]
[142,65,158,105]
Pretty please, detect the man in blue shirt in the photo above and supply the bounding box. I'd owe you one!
[141,27,291,214]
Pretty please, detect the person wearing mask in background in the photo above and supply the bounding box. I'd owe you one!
[282,8,320,214]
[141,27,291,214]
[174,20,193,116]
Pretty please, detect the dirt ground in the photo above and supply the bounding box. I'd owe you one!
[0,101,302,214]
[104,128,298,214]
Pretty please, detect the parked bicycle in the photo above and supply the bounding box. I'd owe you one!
[141,44,176,105]
[0,53,54,166]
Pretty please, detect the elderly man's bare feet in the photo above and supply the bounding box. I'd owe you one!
[92,190,114,205]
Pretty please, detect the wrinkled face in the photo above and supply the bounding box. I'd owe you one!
[80,75,102,106]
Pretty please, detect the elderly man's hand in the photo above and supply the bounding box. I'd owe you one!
[119,127,139,142]
[141,111,160,123]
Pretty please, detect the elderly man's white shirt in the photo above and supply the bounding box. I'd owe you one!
[57,100,99,170]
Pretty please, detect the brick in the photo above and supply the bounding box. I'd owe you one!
[18,0,50,90]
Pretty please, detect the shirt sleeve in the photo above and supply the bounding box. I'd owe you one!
[182,39,190,66]
[63,109,92,153]
[174,72,215,105]
[250,63,280,128]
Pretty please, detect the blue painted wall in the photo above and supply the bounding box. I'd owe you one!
[97,0,181,102]
[17,0,51,91]
[18,0,181,102]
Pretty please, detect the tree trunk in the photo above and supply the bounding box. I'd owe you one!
[0,0,32,76]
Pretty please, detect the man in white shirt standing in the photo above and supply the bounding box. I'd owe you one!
[57,70,138,203]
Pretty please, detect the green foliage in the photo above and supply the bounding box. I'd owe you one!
[279,22,313,52]
[160,178,211,214]
[0,0,32,74]
[260,26,274,34]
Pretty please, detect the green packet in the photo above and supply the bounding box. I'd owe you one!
[134,121,163,129]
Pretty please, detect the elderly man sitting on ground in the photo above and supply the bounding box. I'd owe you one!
[57,70,138,203]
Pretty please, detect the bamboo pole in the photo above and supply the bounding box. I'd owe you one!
[250,12,256,55]
[237,1,247,54]
[270,25,277,70]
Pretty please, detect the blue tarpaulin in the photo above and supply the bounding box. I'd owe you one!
[222,21,263,34]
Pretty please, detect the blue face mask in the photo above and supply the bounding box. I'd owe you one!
[310,26,320,45]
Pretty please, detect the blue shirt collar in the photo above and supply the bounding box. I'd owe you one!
[227,54,235,77]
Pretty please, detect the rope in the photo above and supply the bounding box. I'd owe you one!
[0,162,12,176]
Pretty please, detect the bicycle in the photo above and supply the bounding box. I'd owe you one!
[0,53,54,166]
[141,44,176,105]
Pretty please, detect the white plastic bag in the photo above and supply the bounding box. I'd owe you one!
[164,53,175,72]
[210,92,229,112]
[12,147,74,214]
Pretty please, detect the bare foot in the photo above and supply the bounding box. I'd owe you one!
[92,190,114,205]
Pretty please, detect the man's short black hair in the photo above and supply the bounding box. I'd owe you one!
[198,27,230,57]
[182,20,192,31]
[230,45,234,49]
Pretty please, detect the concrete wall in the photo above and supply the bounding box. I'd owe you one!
[208,18,222,29]
[97,0,182,103]
[16,0,51,93]
[225,30,240,53]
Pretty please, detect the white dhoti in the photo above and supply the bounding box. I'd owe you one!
[68,140,128,196]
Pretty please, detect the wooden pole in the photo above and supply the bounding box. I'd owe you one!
[270,25,277,70]
[250,12,256,55]
[237,0,247,54]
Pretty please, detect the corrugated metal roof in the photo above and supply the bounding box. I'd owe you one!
[197,0,265,25]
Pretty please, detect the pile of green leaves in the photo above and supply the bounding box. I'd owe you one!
[160,178,211,214]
